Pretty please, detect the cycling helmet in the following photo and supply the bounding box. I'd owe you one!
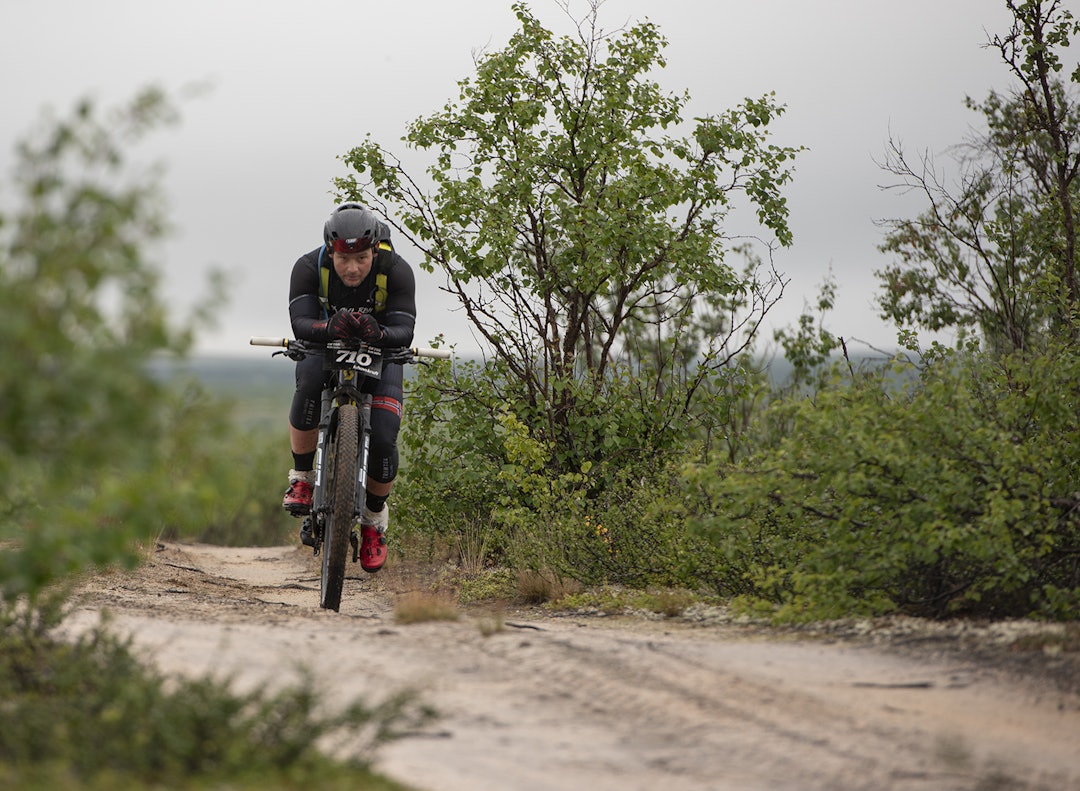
[323,203,389,254]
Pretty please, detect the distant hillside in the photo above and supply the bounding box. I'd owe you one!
[150,354,294,394]
[155,349,903,398]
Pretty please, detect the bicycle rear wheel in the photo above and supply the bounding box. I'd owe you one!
[320,403,358,611]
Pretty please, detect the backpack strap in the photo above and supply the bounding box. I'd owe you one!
[374,272,388,313]
[374,239,393,312]
[318,246,330,318]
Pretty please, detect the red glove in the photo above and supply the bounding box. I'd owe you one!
[326,310,364,339]
[353,313,384,344]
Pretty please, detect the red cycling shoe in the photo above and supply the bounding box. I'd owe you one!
[282,475,313,516]
[359,524,387,572]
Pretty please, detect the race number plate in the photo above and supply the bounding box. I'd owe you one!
[325,343,382,379]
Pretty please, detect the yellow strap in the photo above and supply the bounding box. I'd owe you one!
[375,272,387,312]
[319,265,331,316]
[320,262,388,313]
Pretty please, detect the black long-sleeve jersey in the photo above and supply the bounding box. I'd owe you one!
[287,245,417,348]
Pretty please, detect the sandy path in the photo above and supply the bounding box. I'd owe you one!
[67,542,1080,791]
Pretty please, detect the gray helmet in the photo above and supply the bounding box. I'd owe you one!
[323,203,390,254]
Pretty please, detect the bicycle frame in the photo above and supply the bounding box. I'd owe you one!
[311,343,381,563]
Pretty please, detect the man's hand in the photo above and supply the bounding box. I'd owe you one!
[323,310,382,343]
[353,313,384,344]
[326,310,363,339]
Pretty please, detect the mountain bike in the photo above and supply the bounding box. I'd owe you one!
[249,336,451,611]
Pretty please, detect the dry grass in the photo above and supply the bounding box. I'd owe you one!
[515,568,582,604]
[1009,622,1080,655]
[642,589,697,618]
[453,517,492,575]
[474,606,507,637]
[393,591,459,624]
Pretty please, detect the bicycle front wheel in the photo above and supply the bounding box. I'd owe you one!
[321,403,358,611]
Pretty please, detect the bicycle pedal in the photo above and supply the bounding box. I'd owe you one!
[299,518,318,549]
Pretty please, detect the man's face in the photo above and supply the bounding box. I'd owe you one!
[331,248,374,287]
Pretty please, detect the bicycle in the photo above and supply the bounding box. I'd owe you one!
[249,336,451,611]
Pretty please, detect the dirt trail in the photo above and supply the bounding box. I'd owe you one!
[67,542,1080,791]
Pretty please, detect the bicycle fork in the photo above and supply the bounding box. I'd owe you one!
[349,400,372,563]
[301,388,335,554]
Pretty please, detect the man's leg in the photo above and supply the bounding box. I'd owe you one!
[359,364,403,571]
[283,355,324,515]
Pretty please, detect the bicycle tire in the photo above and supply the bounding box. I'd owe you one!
[320,403,359,611]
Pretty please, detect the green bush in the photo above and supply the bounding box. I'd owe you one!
[396,352,747,590]
[0,91,297,600]
[498,459,726,591]
[0,90,215,604]
[395,355,509,554]
[0,90,422,790]
[687,344,1080,621]
[0,607,427,789]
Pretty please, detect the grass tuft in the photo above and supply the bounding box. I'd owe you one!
[393,591,460,624]
[515,569,581,604]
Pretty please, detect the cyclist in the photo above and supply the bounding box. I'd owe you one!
[281,202,417,572]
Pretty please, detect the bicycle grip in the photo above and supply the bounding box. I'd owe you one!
[250,336,289,348]
[412,347,452,359]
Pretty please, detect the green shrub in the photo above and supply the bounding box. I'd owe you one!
[687,345,1080,621]
[0,608,430,789]
[0,91,425,790]
[395,346,759,592]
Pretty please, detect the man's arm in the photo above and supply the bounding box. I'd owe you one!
[377,255,417,348]
[288,249,331,342]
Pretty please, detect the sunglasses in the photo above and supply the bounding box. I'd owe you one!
[331,237,373,254]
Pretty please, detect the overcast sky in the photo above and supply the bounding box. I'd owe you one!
[1,0,1019,357]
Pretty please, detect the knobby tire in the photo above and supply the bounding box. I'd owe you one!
[321,403,358,611]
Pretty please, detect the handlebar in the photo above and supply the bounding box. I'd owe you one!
[249,336,292,348]
[415,347,453,360]
[249,336,452,360]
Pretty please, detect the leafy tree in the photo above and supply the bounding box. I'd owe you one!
[0,89,226,605]
[876,0,1080,353]
[338,1,799,479]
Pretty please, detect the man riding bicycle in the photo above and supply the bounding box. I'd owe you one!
[281,202,417,572]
